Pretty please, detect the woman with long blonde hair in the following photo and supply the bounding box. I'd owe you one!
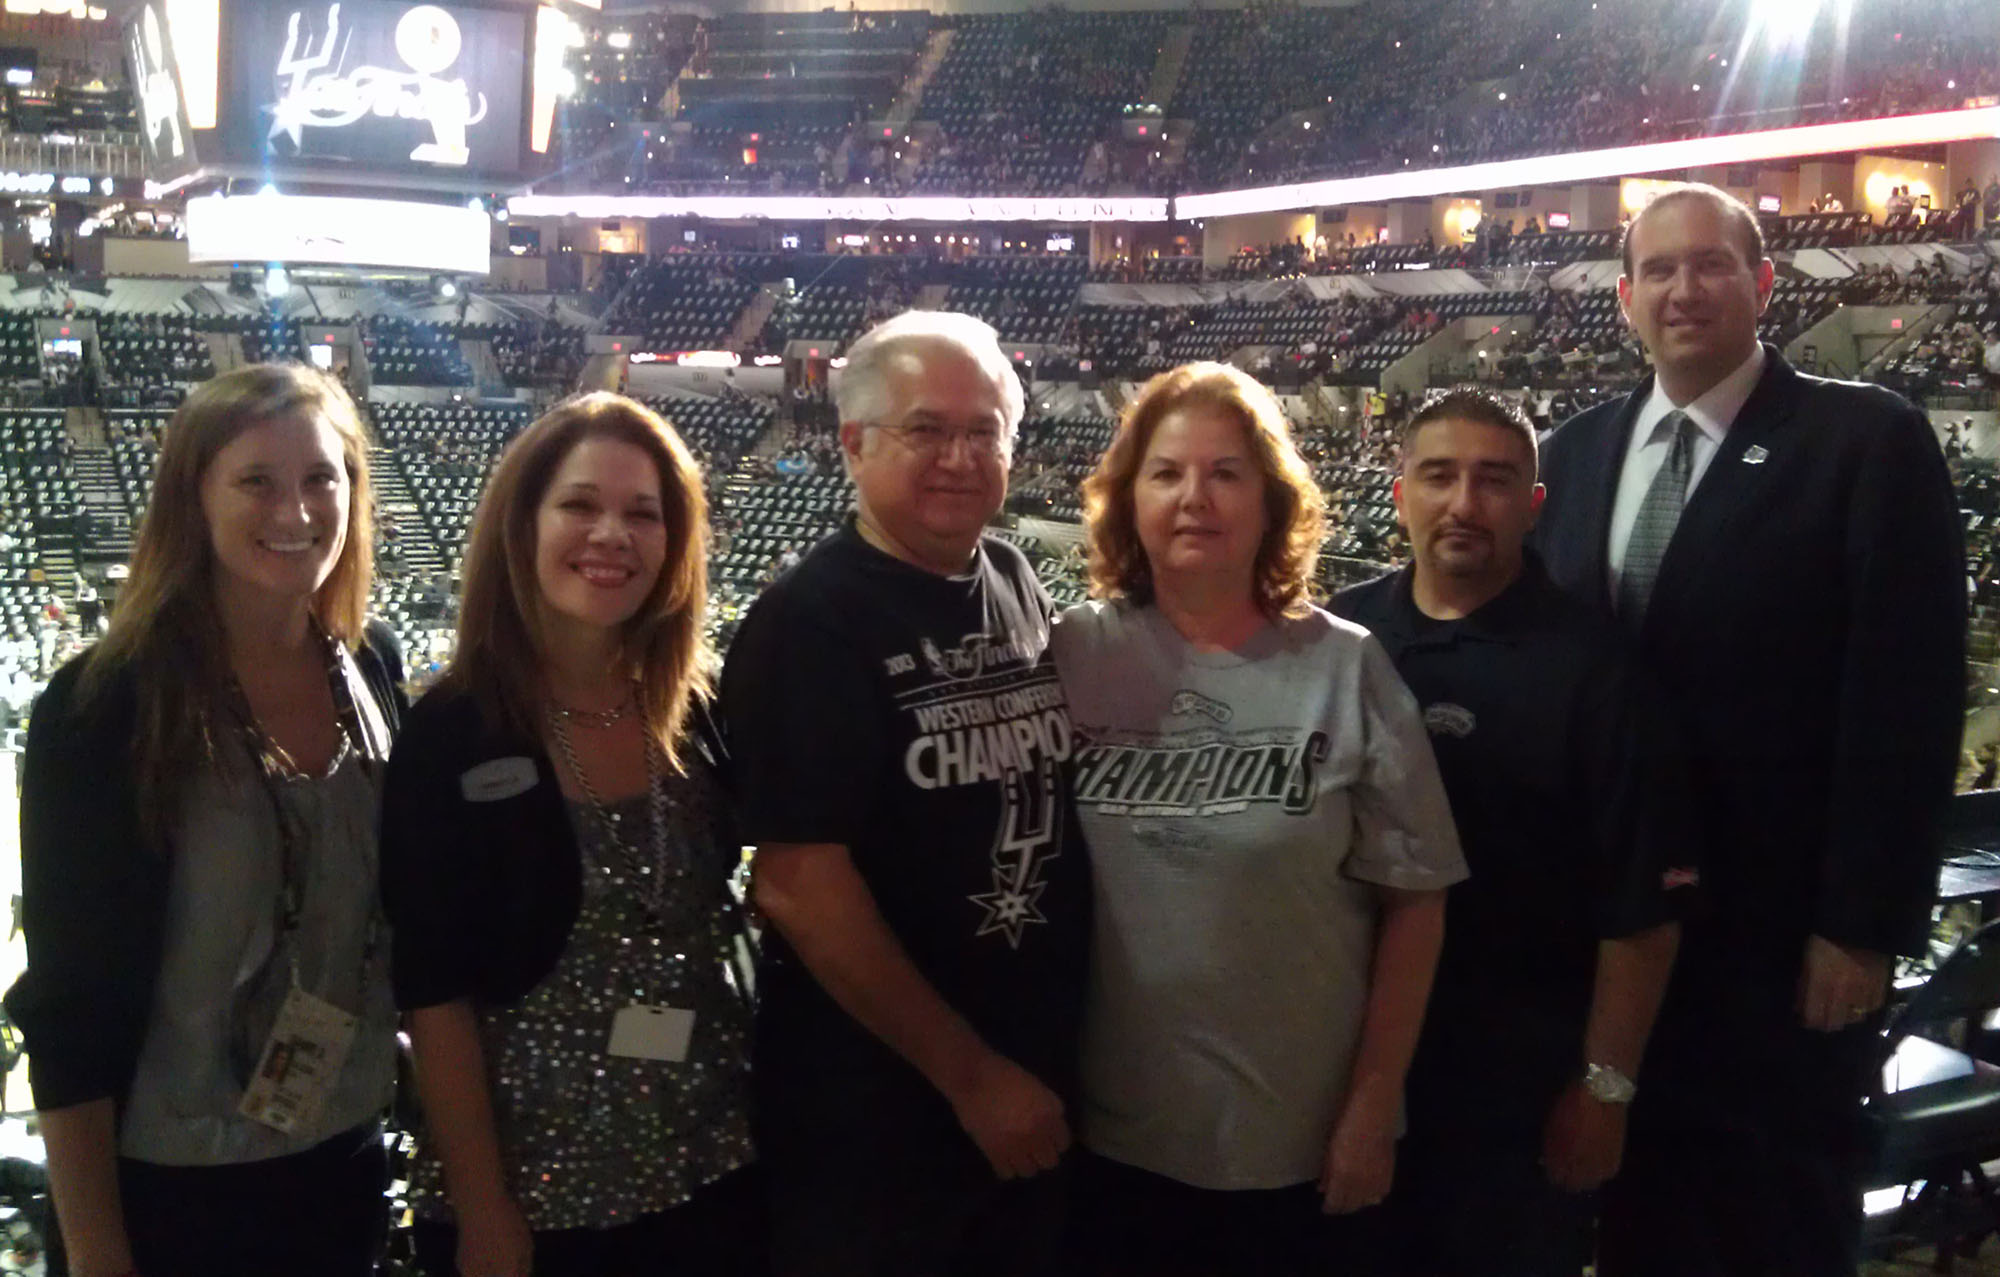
[380,393,759,1277]
[5,363,406,1277]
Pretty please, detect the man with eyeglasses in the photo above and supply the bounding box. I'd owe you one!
[723,310,1089,1276]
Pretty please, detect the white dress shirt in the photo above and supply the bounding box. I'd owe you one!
[1606,344,1766,598]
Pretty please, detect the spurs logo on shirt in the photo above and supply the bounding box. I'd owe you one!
[897,631,1073,948]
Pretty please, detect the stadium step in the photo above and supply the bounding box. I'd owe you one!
[1146,24,1194,108]
[70,447,131,566]
[880,27,953,137]
[732,289,781,350]
[368,446,448,581]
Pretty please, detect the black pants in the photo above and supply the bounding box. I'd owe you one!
[1068,1148,1389,1277]
[412,1165,766,1277]
[87,1122,388,1277]
[1384,1131,1593,1277]
[1596,941,1880,1277]
[764,1126,1067,1277]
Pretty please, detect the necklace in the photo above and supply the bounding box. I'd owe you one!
[546,706,679,917]
[548,693,634,728]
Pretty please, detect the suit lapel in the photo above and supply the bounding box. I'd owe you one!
[1643,348,1801,636]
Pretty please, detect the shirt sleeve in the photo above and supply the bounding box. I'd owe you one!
[3,666,161,1109]
[1573,648,1702,938]
[1344,635,1469,891]
[720,585,886,848]
[379,702,486,1010]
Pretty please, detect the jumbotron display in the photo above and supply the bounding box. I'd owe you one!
[222,1,528,177]
[124,0,561,190]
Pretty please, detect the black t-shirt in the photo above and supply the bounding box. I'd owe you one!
[721,518,1089,1142]
[1332,557,1698,1134]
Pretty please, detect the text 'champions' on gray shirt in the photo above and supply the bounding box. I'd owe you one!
[1051,600,1467,1191]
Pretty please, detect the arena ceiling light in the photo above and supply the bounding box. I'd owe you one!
[507,194,1170,224]
[1177,103,2000,220]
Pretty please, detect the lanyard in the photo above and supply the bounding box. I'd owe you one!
[225,629,390,972]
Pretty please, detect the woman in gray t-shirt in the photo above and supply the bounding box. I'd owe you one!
[1052,362,1465,1277]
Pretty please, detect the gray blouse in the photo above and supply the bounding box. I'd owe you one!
[119,739,398,1166]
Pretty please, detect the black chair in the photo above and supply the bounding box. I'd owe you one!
[1866,917,2000,1268]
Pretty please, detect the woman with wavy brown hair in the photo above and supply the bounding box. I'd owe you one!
[1050,362,1465,1277]
[379,393,759,1277]
[5,363,405,1277]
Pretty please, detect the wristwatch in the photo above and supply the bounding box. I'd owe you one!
[1582,1062,1637,1104]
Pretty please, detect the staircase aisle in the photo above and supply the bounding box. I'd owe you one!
[369,446,448,579]
[70,445,132,572]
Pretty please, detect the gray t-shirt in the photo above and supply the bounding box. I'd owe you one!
[1052,600,1466,1190]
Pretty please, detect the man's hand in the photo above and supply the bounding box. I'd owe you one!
[1320,1081,1397,1214]
[1542,1081,1627,1193]
[947,1052,1070,1180]
[1797,933,1892,1032]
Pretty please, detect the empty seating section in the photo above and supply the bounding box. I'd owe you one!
[608,258,761,351]
[535,1,2000,197]
[373,403,534,569]
[944,258,1088,345]
[644,395,776,474]
[235,317,304,366]
[364,317,474,387]
[106,413,166,528]
[648,12,929,192]
[912,12,1172,195]
[773,286,869,346]
[1316,458,1400,572]
[474,322,586,389]
[0,318,38,382]
[710,471,850,601]
[1009,414,1115,522]
[0,412,78,573]
[99,316,215,386]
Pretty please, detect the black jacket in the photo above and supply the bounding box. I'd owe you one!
[1531,347,1965,961]
[379,682,737,1011]
[3,622,406,1112]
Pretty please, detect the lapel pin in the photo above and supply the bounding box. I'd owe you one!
[1742,445,1769,464]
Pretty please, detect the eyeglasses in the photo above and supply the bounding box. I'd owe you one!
[875,420,1011,459]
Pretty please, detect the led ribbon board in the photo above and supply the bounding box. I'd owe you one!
[506,195,1171,224]
[186,192,491,274]
[1177,105,2000,219]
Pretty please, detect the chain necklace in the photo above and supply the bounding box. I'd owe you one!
[549,695,634,728]
[546,705,679,919]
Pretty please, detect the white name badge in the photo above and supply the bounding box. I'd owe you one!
[237,986,358,1135]
[460,756,539,803]
[607,1005,696,1062]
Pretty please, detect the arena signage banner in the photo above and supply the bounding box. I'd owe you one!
[219,0,529,178]
[185,192,491,273]
[507,194,1171,224]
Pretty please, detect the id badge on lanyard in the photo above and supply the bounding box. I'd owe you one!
[237,977,359,1134]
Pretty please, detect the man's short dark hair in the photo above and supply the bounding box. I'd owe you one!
[1399,388,1539,479]
[1620,183,1766,277]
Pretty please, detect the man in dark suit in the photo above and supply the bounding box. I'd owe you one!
[1531,183,1964,1277]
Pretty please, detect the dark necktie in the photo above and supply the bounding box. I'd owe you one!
[1618,410,1696,628]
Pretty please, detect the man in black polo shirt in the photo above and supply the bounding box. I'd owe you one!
[1332,390,1692,1277]
[723,310,1088,1276]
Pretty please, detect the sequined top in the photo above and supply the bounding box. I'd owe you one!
[410,765,755,1231]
